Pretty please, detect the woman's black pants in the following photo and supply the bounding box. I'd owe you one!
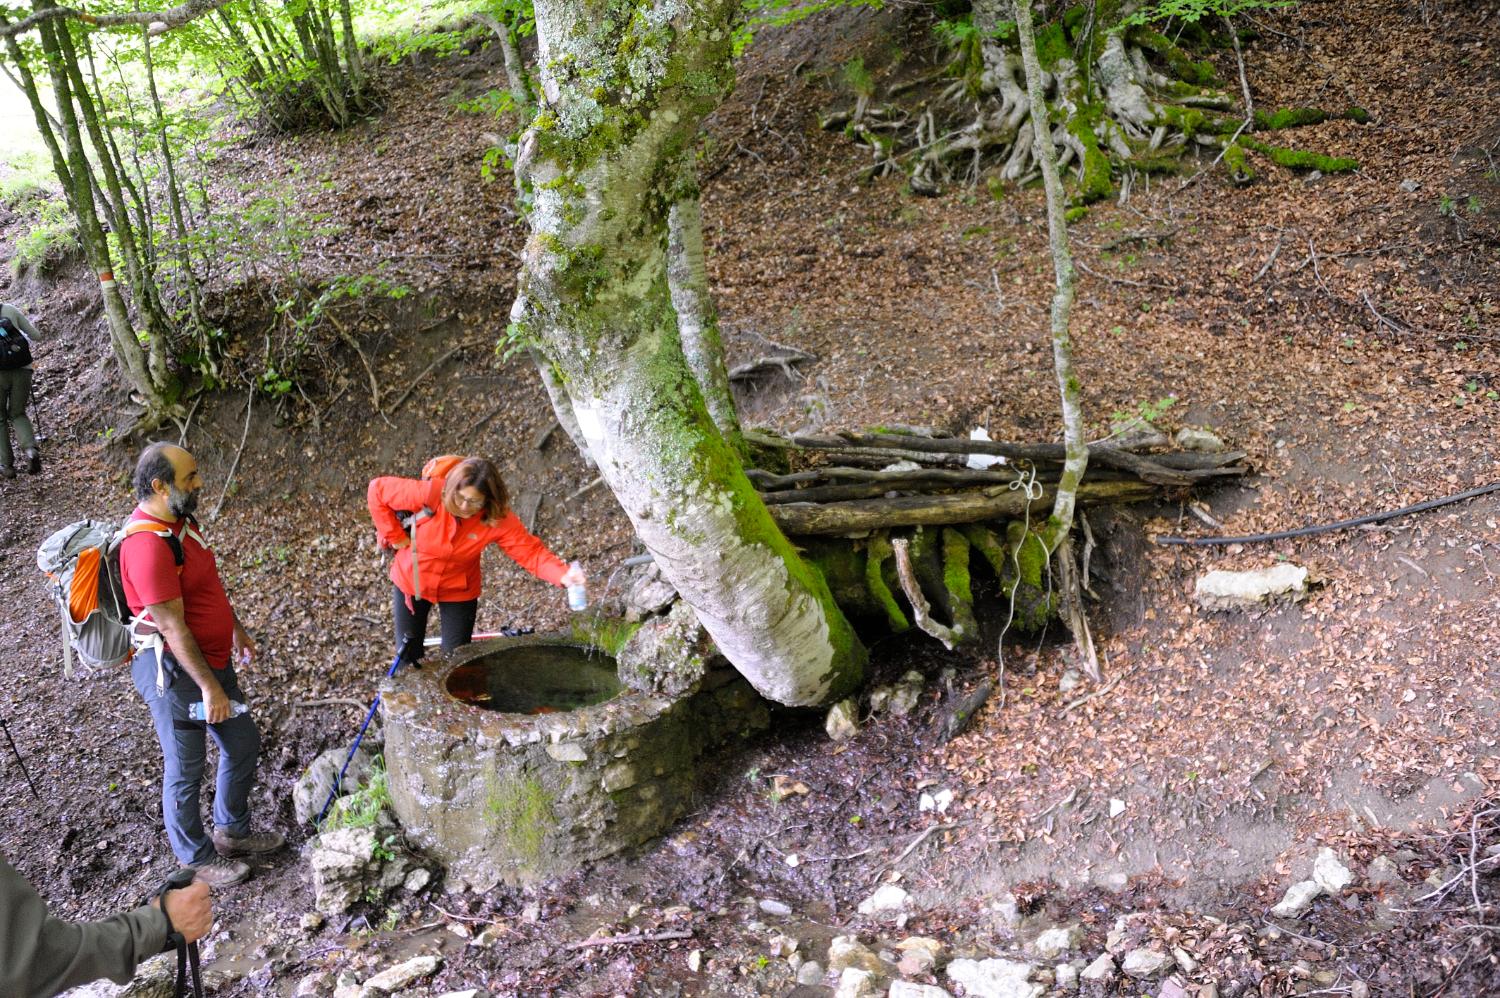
[392,586,478,661]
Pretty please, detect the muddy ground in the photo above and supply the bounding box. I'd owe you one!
[2,0,1499,995]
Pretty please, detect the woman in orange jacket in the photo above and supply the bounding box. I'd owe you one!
[366,456,586,661]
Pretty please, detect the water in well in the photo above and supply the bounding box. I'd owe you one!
[444,644,622,713]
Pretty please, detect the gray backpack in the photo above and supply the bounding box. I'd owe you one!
[37,519,181,676]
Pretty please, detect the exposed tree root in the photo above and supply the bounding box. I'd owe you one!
[823,10,1369,199]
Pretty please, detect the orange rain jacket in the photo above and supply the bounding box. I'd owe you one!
[366,475,568,603]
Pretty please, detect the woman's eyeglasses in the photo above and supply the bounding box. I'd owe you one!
[454,492,486,509]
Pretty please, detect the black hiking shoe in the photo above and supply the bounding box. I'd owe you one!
[25,449,40,475]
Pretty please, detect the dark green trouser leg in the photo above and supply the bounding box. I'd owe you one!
[0,367,35,471]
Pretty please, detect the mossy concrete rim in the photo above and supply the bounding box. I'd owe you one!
[380,631,676,749]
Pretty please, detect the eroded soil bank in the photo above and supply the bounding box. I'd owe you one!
[1,0,1498,995]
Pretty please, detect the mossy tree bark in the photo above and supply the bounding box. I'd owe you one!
[3,7,173,417]
[667,172,744,457]
[513,0,865,707]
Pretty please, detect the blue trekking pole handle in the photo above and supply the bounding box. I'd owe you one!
[315,634,415,827]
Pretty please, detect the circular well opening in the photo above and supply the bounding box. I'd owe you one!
[445,644,622,714]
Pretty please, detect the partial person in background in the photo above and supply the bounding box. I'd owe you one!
[0,301,43,478]
[367,456,586,662]
[0,850,212,998]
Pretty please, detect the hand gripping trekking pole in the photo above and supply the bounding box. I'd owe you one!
[155,867,202,998]
[0,713,41,801]
[315,634,416,827]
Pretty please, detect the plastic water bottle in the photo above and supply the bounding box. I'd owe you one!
[188,700,249,721]
[566,561,588,612]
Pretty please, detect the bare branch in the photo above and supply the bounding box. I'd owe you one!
[1,0,234,38]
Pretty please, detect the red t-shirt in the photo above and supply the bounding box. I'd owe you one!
[118,509,236,670]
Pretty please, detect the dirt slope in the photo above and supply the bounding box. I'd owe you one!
[1,0,1498,995]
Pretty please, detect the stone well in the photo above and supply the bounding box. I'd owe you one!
[381,631,768,889]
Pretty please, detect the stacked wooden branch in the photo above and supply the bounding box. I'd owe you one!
[745,428,1248,537]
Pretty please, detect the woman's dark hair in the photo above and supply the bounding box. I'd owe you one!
[133,442,177,501]
[444,457,509,524]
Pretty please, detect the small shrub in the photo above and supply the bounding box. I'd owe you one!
[11,201,80,277]
[323,755,393,831]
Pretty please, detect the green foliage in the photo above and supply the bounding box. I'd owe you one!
[735,0,886,57]
[841,57,875,99]
[1111,394,1177,425]
[323,756,394,831]
[10,200,81,277]
[0,152,58,211]
[1119,0,1297,29]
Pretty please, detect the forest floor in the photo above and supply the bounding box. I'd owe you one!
[2,0,1499,995]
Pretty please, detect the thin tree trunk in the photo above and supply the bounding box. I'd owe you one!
[31,11,160,409]
[1012,0,1087,540]
[1013,0,1096,678]
[667,172,743,456]
[142,23,206,325]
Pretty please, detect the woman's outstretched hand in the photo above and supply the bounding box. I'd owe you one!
[560,563,586,587]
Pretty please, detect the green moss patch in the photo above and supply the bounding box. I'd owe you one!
[486,774,553,865]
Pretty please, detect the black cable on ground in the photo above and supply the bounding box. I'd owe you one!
[1154,481,1500,547]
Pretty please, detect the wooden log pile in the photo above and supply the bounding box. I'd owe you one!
[745,428,1248,537]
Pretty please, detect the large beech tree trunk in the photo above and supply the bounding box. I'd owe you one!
[513,0,865,706]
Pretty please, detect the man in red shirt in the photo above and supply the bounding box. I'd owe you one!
[119,443,283,888]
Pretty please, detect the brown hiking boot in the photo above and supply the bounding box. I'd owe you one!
[212,827,285,858]
[188,855,250,888]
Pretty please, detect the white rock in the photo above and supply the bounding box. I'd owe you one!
[299,912,324,932]
[1054,962,1079,991]
[1366,855,1404,887]
[1120,948,1175,979]
[888,984,953,998]
[759,898,792,917]
[1172,946,1199,973]
[1032,924,1083,959]
[1271,880,1323,918]
[835,967,882,998]
[1080,954,1116,983]
[687,949,702,971]
[827,699,860,741]
[1109,798,1127,818]
[918,788,954,813]
[887,682,922,716]
[403,868,431,893]
[859,885,911,915]
[945,957,1043,998]
[895,936,943,975]
[361,954,441,994]
[293,746,375,826]
[1175,427,1225,451]
[829,936,887,976]
[308,827,379,915]
[1313,847,1354,894]
[797,961,826,985]
[1196,565,1309,610]
[991,894,1022,928]
[435,992,480,998]
[294,971,330,998]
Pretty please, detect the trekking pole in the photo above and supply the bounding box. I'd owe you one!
[27,371,44,444]
[0,713,42,801]
[314,634,416,827]
[154,867,202,998]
